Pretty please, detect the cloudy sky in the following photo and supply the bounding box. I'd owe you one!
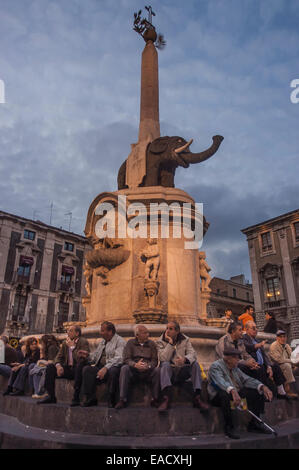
[0,0,298,281]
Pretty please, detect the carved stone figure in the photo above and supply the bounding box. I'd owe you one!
[118,135,223,189]
[140,239,160,280]
[83,263,93,297]
[199,251,211,292]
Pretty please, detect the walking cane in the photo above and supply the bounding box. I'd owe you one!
[237,406,278,437]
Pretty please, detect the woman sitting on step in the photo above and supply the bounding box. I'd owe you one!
[29,335,60,399]
[3,337,40,396]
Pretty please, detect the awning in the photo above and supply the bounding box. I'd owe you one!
[62,265,74,274]
[20,255,34,266]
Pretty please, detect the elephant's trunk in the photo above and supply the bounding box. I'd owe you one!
[182,135,224,164]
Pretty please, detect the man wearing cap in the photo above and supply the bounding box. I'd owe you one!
[208,347,273,439]
[269,331,298,399]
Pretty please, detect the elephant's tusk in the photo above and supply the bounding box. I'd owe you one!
[174,139,193,154]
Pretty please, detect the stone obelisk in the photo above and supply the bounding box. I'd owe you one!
[138,30,160,142]
[125,27,160,188]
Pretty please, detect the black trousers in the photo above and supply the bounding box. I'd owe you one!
[44,362,84,399]
[210,387,265,429]
[119,364,160,401]
[239,363,285,394]
[82,365,121,402]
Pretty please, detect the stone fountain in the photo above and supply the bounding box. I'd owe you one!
[80,7,226,368]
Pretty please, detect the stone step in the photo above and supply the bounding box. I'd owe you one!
[0,395,223,436]
[1,390,299,437]
[2,375,299,437]
[1,412,299,449]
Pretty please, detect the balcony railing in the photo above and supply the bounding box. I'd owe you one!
[56,280,74,293]
[264,299,286,308]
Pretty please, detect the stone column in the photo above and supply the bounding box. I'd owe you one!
[277,227,299,340]
[248,236,264,329]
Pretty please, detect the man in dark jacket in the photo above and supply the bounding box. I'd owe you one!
[114,325,160,409]
[243,321,287,398]
[37,325,89,404]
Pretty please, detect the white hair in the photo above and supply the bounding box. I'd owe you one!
[133,324,147,336]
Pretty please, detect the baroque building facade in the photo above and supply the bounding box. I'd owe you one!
[242,209,299,340]
[208,274,254,319]
[0,210,89,338]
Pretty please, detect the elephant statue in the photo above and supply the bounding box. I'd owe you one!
[117,134,224,189]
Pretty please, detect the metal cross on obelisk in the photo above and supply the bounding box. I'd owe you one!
[145,5,155,25]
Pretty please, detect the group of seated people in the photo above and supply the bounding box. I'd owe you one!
[1,316,298,440]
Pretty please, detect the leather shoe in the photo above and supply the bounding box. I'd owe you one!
[193,395,210,412]
[9,390,24,396]
[37,396,57,405]
[225,425,240,440]
[3,388,13,396]
[277,394,288,400]
[158,395,169,412]
[114,399,126,410]
[82,398,98,407]
[150,398,160,408]
[70,399,81,407]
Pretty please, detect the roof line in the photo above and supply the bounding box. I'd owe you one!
[0,208,86,241]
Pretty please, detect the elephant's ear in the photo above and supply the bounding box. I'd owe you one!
[149,137,168,154]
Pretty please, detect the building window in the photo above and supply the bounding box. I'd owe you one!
[246,292,250,301]
[17,264,31,278]
[261,232,273,252]
[294,222,299,243]
[12,293,27,321]
[24,229,35,241]
[266,277,281,301]
[64,242,74,252]
[58,265,74,291]
[233,288,236,298]
[16,256,34,283]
